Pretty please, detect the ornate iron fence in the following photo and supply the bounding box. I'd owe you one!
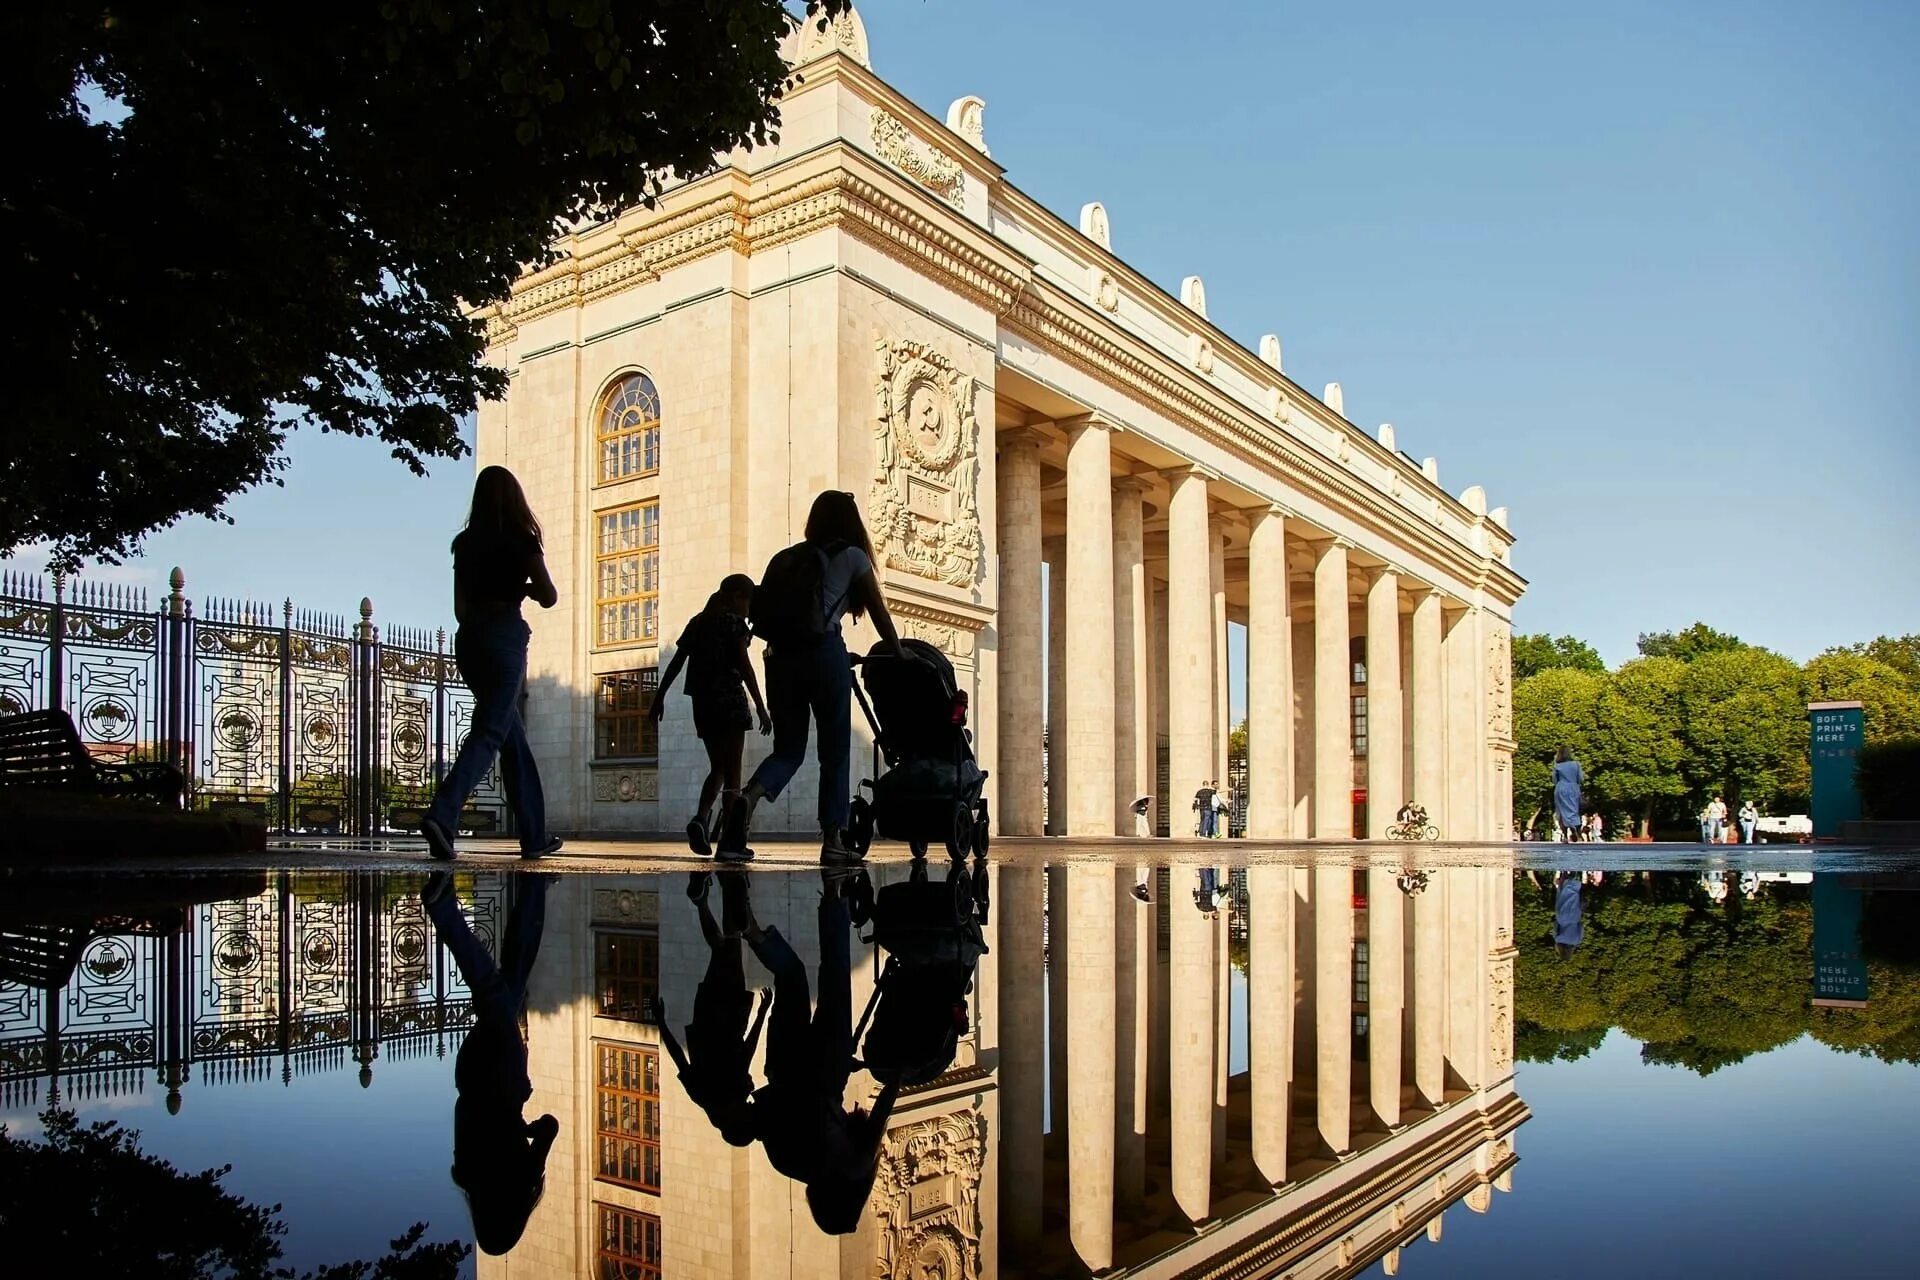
[0,871,503,1110]
[0,567,504,836]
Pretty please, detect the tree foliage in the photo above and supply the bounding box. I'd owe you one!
[0,1108,467,1277]
[3,1,847,567]
[1511,632,1606,681]
[1804,651,1920,745]
[1678,646,1807,808]
[1636,622,1746,663]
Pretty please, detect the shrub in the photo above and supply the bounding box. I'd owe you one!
[1857,739,1920,820]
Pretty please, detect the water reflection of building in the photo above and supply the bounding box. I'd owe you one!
[486,862,1522,1279]
[0,872,503,1111]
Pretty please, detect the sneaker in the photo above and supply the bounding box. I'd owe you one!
[716,792,752,859]
[687,871,712,903]
[521,836,563,861]
[420,870,453,906]
[820,827,865,866]
[420,816,456,862]
[718,871,752,938]
[688,818,713,858]
[1131,882,1152,904]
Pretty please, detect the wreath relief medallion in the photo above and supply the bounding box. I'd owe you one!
[871,336,983,589]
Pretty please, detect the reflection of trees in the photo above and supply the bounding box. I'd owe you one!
[1513,876,1920,1074]
[0,1108,466,1278]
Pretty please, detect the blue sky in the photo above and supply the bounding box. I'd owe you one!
[11,0,1916,674]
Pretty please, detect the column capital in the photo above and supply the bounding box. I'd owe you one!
[1112,472,1156,495]
[1158,462,1217,486]
[1059,412,1117,436]
[997,425,1051,451]
[1259,501,1298,522]
[1312,534,1355,554]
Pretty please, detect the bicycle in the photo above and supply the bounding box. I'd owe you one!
[1386,804,1439,842]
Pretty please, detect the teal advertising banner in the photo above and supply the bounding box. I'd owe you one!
[1808,701,1865,838]
[1812,874,1868,1007]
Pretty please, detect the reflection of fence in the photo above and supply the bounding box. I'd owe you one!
[0,567,503,836]
[0,871,504,1110]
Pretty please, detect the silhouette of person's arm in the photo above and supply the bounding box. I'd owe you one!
[524,547,558,609]
[655,999,692,1076]
[853,567,906,659]
[744,987,773,1059]
[733,631,771,734]
[650,646,689,724]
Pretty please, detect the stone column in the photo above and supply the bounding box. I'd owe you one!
[1411,590,1445,830]
[1312,539,1354,839]
[1247,865,1293,1185]
[1066,865,1116,1271]
[1211,528,1231,798]
[1313,865,1353,1155]
[1246,507,1293,837]
[1444,607,1481,841]
[1213,902,1230,1161]
[1411,873,1446,1109]
[1167,469,1214,837]
[1065,419,1117,836]
[996,865,1046,1250]
[1366,867,1405,1130]
[1113,478,1151,833]
[996,431,1046,835]
[1365,570,1404,838]
[1047,863,1069,1160]
[1115,871,1150,1208]
[1169,869,1215,1224]
[1046,536,1067,835]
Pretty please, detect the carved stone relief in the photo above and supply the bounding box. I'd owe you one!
[945,96,989,156]
[871,336,984,588]
[591,765,658,803]
[1078,201,1111,249]
[898,614,977,658]
[1092,269,1119,312]
[1193,337,1215,374]
[1488,626,1513,738]
[1489,957,1515,1080]
[872,1111,987,1280]
[870,109,965,210]
[790,8,871,68]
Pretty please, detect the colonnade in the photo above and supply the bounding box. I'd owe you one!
[995,422,1511,842]
[999,864,1517,1276]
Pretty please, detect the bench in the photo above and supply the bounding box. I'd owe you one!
[0,709,187,808]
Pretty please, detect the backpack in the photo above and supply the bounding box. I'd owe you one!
[750,539,847,647]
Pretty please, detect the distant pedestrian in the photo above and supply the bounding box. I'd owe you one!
[1553,871,1584,957]
[422,466,562,862]
[1707,795,1728,844]
[1194,781,1217,838]
[651,574,773,858]
[1586,812,1605,842]
[1552,747,1583,843]
[1738,800,1758,845]
[1213,788,1231,838]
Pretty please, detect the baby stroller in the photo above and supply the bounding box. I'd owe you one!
[847,638,990,860]
[851,860,990,1087]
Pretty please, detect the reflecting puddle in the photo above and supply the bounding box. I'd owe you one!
[2,859,1915,1277]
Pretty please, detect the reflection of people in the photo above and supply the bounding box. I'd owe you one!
[749,873,899,1234]
[423,466,562,862]
[1194,867,1228,915]
[856,860,989,1089]
[722,491,907,863]
[1552,747,1584,843]
[651,576,772,859]
[421,871,558,1255]
[657,872,769,1146]
[1553,870,1584,957]
[1132,795,1153,838]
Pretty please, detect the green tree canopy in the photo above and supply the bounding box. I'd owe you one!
[1805,651,1920,744]
[1587,657,1688,826]
[1678,647,1807,808]
[1637,623,1745,663]
[1511,666,1605,822]
[1830,635,1920,690]
[4,0,848,567]
[1511,633,1606,681]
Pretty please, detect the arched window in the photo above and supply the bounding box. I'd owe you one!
[597,373,661,483]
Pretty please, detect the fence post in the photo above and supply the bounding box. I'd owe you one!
[164,569,187,782]
[355,597,377,837]
[278,600,293,833]
[47,569,66,716]
[432,627,448,804]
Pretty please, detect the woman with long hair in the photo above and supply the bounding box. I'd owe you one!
[1552,745,1584,844]
[719,490,904,862]
[421,465,561,861]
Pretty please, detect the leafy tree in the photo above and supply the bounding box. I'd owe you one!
[0,1108,466,1278]
[5,0,848,567]
[1678,647,1806,809]
[1589,658,1688,835]
[1511,633,1606,681]
[1826,635,1920,691]
[1804,651,1920,744]
[1511,667,1605,830]
[1637,623,1745,663]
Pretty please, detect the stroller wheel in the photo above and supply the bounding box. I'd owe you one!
[972,815,990,857]
[909,839,929,860]
[848,797,875,855]
[946,804,970,861]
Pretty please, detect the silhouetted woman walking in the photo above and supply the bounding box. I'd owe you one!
[422,466,561,860]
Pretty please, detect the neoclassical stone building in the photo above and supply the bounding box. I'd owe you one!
[473,8,1525,841]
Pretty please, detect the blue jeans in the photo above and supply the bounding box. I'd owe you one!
[1740,820,1756,843]
[1199,807,1216,838]
[430,616,546,850]
[426,874,549,1097]
[749,634,853,831]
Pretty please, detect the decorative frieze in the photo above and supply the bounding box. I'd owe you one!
[590,763,659,803]
[872,1110,987,1280]
[871,336,984,588]
[870,108,965,210]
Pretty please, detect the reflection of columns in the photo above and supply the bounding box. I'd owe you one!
[1312,540,1353,838]
[1444,608,1482,841]
[1411,591,1445,827]
[1046,537,1067,835]
[997,866,1045,1250]
[1113,478,1151,833]
[1211,528,1230,794]
[1065,420,1117,836]
[1169,870,1215,1223]
[1213,901,1230,1162]
[1115,870,1150,1208]
[1445,868,1484,1089]
[1366,571,1404,839]
[1246,508,1292,837]
[1066,865,1116,1272]
[1047,864,1069,1159]
[1313,865,1353,1155]
[1167,470,1213,835]
[1248,866,1293,1185]
[1411,874,1446,1108]
[1366,868,1405,1129]
[996,432,1045,835]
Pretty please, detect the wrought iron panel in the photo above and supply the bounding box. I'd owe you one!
[191,890,282,1063]
[193,615,284,819]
